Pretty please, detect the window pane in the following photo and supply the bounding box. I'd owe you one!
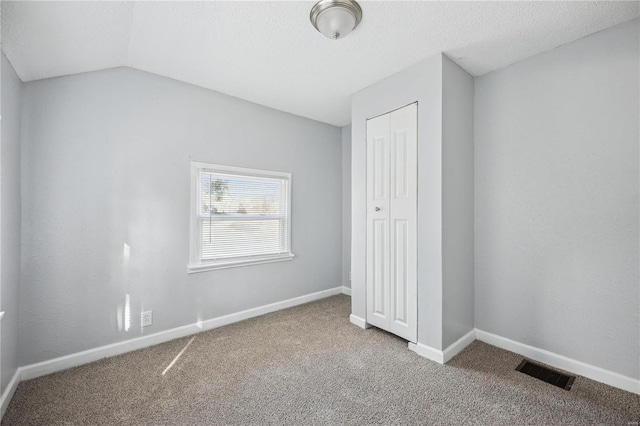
[201,219,287,260]
[200,172,286,216]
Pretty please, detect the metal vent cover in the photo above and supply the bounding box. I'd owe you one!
[516,360,575,390]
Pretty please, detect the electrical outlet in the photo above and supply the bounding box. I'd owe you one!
[142,310,153,327]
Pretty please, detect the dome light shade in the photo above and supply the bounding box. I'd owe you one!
[310,0,363,40]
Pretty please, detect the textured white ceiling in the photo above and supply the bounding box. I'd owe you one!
[2,1,639,126]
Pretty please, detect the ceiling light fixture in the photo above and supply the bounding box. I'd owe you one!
[310,0,363,40]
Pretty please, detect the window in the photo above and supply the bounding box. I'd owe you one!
[188,162,294,272]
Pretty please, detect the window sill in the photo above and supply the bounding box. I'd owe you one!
[187,253,295,273]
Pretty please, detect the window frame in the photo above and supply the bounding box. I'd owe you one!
[188,161,295,273]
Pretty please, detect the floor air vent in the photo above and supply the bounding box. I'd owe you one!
[516,360,575,390]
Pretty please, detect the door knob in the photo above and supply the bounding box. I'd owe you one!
[375,207,381,211]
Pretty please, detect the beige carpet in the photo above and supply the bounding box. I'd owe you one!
[4,295,639,425]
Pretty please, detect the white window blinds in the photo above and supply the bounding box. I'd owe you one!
[189,163,294,272]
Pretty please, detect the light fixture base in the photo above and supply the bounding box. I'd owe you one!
[310,0,363,40]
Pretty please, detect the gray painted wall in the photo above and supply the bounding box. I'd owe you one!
[1,52,23,393]
[442,56,474,348]
[19,67,342,365]
[342,126,351,289]
[475,18,639,379]
[351,54,445,349]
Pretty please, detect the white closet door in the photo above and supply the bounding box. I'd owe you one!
[366,103,417,342]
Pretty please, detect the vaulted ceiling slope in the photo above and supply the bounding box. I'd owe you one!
[2,1,639,126]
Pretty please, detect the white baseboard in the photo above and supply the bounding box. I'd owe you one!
[341,286,351,296]
[0,369,21,420]
[475,329,640,395]
[443,329,476,363]
[19,286,343,382]
[349,314,371,329]
[408,342,443,363]
[408,329,475,364]
[409,329,640,394]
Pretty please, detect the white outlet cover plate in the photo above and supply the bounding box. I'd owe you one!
[142,311,152,327]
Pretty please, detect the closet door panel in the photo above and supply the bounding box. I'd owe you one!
[393,218,409,326]
[366,113,390,329]
[388,104,417,342]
